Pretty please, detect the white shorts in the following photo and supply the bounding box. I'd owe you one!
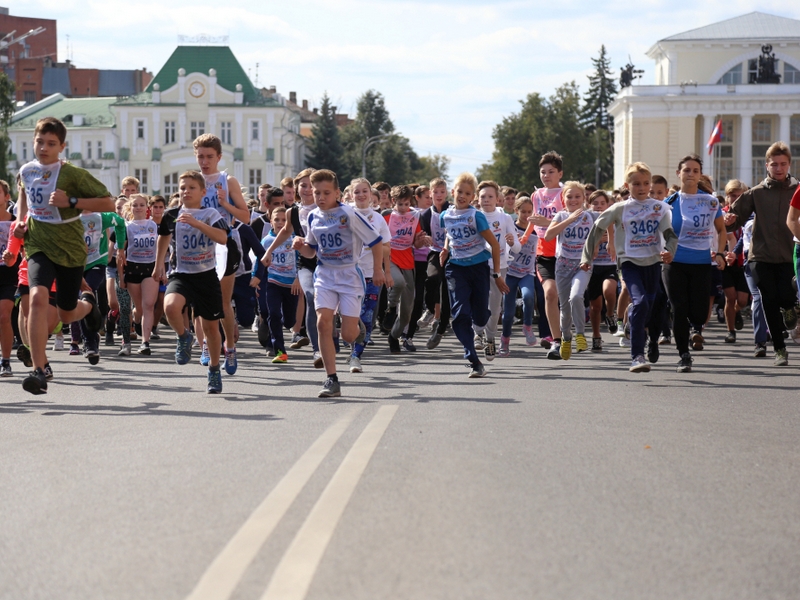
[314,265,365,318]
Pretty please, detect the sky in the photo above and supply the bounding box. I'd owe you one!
[17,0,800,179]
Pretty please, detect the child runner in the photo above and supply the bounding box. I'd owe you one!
[474,180,519,359]
[520,152,565,358]
[194,134,249,375]
[349,177,392,373]
[439,173,509,378]
[154,171,229,393]
[15,117,114,394]
[581,162,678,373]
[721,179,749,343]
[406,185,432,347]
[296,169,384,398]
[544,181,596,359]
[0,182,18,376]
[418,177,451,349]
[585,190,618,352]
[148,195,168,339]
[124,194,159,355]
[500,196,538,357]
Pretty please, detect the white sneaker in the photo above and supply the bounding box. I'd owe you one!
[417,309,434,328]
[474,334,484,351]
[251,316,260,333]
[52,333,65,351]
[791,325,800,345]
[118,342,131,356]
[619,337,630,347]
[313,350,324,369]
[349,356,362,373]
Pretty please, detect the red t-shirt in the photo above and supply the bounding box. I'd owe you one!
[790,185,800,210]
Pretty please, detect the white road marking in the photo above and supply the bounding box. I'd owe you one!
[260,405,399,600]
[186,409,361,600]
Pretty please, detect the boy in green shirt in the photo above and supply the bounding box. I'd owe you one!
[14,117,115,394]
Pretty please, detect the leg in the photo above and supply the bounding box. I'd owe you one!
[267,282,288,353]
[484,268,505,342]
[316,307,337,376]
[220,273,237,351]
[202,318,222,368]
[621,262,656,360]
[446,263,480,365]
[391,267,415,340]
[501,275,521,339]
[555,266,573,341]
[298,268,319,352]
[140,277,159,344]
[543,277,561,340]
[353,279,379,358]
[662,262,692,356]
[407,260,427,340]
[570,269,592,336]
[744,262,768,345]
[0,298,14,360]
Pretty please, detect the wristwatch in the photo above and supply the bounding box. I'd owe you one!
[492,273,500,279]
[69,196,78,209]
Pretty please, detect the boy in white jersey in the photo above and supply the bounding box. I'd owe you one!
[581,163,678,373]
[14,117,114,394]
[296,169,384,398]
[154,171,230,393]
[440,173,509,378]
[193,134,251,376]
[473,180,519,360]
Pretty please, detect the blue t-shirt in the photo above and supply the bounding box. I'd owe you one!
[669,192,723,264]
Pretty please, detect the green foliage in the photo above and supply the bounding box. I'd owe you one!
[581,45,617,187]
[307,93,345,175]
[0,72,16,183]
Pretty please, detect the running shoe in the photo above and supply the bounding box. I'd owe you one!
[646,337,659,364]
[69,343,80,356]
[289,333,309,349]
[473,333,485,351]
[43,363,53,380]
[349,356,362,373]
[175,332,194,365]
[84,333,101,365]
[560,339,572,360]
[313,350,324,368]
[716,305,725,323]
[138,341,152,355]
[429,318,440,332]
[17,344,32,368]
[150,327,161,340]
[0,360,11,377]
[781,306,798,330]
[318,376,341,398]
[402,337,417,352]
[104,328,115,346]
[658,334,671,345]
[80,292,103,334]
[522,325,537,347]
[22,368,48,395]
[624,321,631,340]
[417,309,435,328]
[540,336,553,350]
[468,362,486,378]
[547,343,562,360]
[605,315,618,334]
[426,331,442,350]
[613,320,625,337]
[52,333,64,351]
[272,351,288,364]
[629,355,650,373]
[207,367,223,394]
[774,348,789,366]
[224,348,238,375]
[498,336,510,358]
[199,342,210,366]
[380,310,397,335]
[388,334,402,354]
[118,342,131,356]
[251,317,260,333]
[691,331,704,351]
[734,312,744,331]
[724,331,736,344]
[791,326,800,345]
[619,337,630,347]
[677,352,693,373]
[591,337,603,353]
[484,337,496,361]
[754,342,768,358]
[575,333,588,353]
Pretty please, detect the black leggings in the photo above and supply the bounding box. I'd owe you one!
[425,250,451,335]
[662,262,710,355]
[749,261,796,351]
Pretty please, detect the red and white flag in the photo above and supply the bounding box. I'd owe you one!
[706,119,723,155]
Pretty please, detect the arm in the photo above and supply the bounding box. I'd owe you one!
[153,234,171,281]
[177,213,228,245]
[219,176,253,224]
[50,189,114,213]
[13,188,28,238]
[480,228,509,293]
[505,217,521,254]
[261,208,296,266]
[787,205,800,240]
[544,210,583,241]
[296,237,317,259]
[713,214,727,270]
[371,243,385,288]
[729,190,755,228]
[580,205,618,269]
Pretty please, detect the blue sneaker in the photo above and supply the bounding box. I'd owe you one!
[207,367,222,394]
[175,331,194,365]
[199,342,210,367]
[224,348,237,375]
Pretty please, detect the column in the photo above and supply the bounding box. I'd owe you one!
[739,113,753,186]
[702,114,716,187]
[779,113,792,145]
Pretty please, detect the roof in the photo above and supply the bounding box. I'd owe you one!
[661,12,800,42]
[42,67,70,96]
[146,46,261,103]
[98,70,137,96]
[10,95,117,130]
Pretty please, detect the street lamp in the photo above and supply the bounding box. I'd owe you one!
[361,133,395,179]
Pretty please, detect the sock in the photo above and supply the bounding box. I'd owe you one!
[209,364,220,372]
[554,337,562,344]
[328,373,338,382]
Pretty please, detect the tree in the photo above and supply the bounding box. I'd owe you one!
[581,46,617,188]
[306,93,344,175]
[0,72,16,184]
[478,83,593,190]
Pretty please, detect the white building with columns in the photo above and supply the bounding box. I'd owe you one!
[7,45,306,197]
[609,12,800,190]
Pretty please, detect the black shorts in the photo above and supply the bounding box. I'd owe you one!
[27,252,84,312]
[166,270,223,321]
[0,282,15,302]
[537,255,556,281]
[16,284,59,307]
[722,263,748,294]
[710,266,724,297]
[224,238,242,278]
[124,261,156,284]
[587,265,619,301]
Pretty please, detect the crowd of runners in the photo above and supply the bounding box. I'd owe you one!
[2,116,800,397]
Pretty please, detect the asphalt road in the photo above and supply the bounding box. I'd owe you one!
[1,319,799,600]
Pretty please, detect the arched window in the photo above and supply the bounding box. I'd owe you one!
[717,64,742,85]
[716,60,800,85]
[785,62,800,84]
